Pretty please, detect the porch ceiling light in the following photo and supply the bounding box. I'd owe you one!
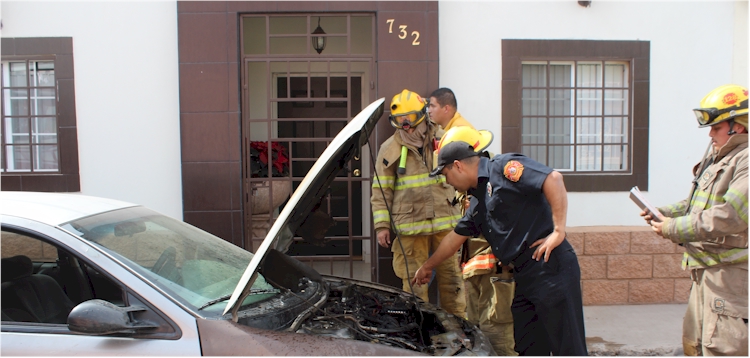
[312,17,326,54]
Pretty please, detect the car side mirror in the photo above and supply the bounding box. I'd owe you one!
[67,299,158,335]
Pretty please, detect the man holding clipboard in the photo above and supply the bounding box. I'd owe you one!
[629,186,663,223]
[638,85,748,356]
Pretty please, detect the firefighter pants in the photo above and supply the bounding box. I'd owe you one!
[391,231,466,317]
[683,263,748,356]
[465,269,518,356]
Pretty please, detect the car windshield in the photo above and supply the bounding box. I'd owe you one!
[60,206,278,314]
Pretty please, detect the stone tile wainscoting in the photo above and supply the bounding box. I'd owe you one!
[568,226,691,305]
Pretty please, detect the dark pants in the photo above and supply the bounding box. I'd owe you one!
[510,239,588,356]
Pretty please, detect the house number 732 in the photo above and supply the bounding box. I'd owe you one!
[386,19,420,46]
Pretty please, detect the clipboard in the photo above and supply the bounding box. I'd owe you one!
[629,186,663,222]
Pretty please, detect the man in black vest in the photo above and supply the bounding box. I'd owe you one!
[412,126,588,356]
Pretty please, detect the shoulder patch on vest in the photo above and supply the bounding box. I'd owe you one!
[504,160,524,182]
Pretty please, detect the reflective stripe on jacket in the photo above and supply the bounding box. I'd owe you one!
[371,123,461,236]
[658,134,748,269]
[461,248,498,279]
[455,192,499,279]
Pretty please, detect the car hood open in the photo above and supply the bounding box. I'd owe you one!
[223,98,385,317]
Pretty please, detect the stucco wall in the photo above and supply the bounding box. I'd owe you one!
[3,1,747,227]
[438,1,748,227]
[1,1,183,219]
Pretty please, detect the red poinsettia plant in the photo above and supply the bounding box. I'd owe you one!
[250,141,290,177]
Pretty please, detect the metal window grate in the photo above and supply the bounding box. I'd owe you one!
[521,60,631,173]
[1,60,59,173]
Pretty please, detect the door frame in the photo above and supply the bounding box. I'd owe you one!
[239,13,377,281]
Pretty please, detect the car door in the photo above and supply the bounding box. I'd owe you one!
[0,216,202,356]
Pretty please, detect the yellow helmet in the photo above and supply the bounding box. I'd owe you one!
[694,84,748,128]
[389,89,428,129]
[430,126,494,176]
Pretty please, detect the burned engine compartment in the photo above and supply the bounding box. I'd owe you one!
[247,249,492,355]
[298,281,429,352]
[296,279,485,355]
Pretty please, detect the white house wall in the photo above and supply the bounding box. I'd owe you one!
[438,0,749,226]
[1,1,183,219]
[2,1,748,227]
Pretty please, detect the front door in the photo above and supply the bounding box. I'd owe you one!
[240,15,376,281]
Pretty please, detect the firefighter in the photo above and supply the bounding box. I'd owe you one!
[643,84,748,356]
[427,87,467,130]
[428,87,517,355]
[412,126,588,356]
[371,89,466,317]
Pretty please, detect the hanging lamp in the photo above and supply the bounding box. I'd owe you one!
[311,17,327,54]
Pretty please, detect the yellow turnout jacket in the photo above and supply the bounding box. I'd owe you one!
[658,134,748,269]
[371,123,461,236]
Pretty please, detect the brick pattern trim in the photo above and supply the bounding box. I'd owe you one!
[569,227,691,305]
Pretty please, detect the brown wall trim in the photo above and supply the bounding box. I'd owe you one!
[177,1,438,288]
[1,37,80,192]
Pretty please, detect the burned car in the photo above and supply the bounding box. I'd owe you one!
[0,99,493,356]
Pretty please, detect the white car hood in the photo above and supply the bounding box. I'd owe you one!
[223,98,385,316]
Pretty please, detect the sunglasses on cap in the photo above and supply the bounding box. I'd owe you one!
[693,99,748,126]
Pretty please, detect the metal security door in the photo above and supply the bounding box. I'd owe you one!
[240,14,376,281]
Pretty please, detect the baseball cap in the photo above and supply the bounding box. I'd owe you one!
[430,141,481,176]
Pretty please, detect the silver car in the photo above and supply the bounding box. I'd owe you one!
[0,99,493,356]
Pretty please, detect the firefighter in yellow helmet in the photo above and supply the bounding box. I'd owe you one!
[428,88,517,355]
[643,84,748,356]
[371,89,466,318]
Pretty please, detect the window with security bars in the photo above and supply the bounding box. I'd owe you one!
[1,60,59,172]
[521,61,630,172]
